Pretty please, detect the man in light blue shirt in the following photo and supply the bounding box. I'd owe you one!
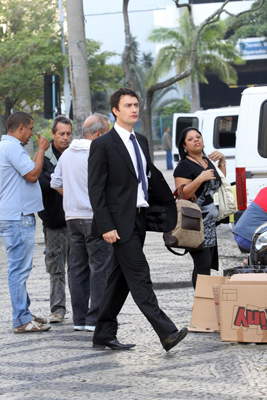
[0,111,51,333]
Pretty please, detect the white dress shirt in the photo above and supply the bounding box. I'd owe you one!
[114,122,149,208]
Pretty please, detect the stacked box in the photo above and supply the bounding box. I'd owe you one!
[213,274,267,343]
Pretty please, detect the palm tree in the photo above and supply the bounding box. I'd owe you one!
[124,34,140,65]
[91,90,110,115]
[120,62,181,133]
[140,51,154,71]
[148,10,244,111]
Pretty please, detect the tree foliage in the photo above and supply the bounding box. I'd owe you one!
[0,0,65,119]
[148,11,243,87]
[148,10,244,111]
[156,98,191,116]
[140,51,154,71]
[123,34,140,65]
[154,97,191,137]
[120,39,182,128]
[122,0,265,155]
[226,0,267,42]
[0,1,124,128]
[86,39,124,114]
[86,39,123,92]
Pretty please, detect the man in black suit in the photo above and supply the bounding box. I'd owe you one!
[88,88,188,351]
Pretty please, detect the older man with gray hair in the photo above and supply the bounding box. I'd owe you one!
[51,114,112,332]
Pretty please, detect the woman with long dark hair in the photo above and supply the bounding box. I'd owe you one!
[174,127,226,288]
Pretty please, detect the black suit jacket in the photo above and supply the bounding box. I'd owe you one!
[88,127,176,244]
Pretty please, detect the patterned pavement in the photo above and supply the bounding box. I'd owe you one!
[0,154,267,399]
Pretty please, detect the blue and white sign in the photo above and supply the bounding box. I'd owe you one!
[238,37,267,60]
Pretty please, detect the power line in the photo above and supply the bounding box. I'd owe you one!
[84,8,166,17]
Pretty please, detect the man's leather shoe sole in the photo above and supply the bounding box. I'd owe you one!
[93,339,136,350]
[162,327,188,352]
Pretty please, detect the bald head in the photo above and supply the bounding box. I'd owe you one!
[82,114,110,140]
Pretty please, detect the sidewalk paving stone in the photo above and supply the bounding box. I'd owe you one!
[0,157,266,399]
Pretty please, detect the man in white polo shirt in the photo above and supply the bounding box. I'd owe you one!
[0,111,51,333]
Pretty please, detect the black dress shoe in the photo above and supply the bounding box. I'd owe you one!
[162,327,188,352]
[93,339,136,350]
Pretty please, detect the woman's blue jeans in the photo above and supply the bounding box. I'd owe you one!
[0,215,35,327]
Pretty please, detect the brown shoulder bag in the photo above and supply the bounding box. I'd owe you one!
[163,185,205,256]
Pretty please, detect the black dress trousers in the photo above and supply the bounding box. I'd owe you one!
[93,211,177,344]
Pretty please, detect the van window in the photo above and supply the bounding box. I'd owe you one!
[258,101,267,158]
[213,116,238,149]
[175,117,199,148]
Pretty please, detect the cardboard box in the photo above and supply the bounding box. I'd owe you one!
[229,274,267,285]
[188,275,228,332]
[214,274,267,343]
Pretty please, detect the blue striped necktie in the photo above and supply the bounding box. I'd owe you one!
[129,134,148,201]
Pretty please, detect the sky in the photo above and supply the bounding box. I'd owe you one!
[83,0,174,14]
[83,0,176,64]
[82,0,254,65]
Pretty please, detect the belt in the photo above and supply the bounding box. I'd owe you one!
[136,207,146,214]
[21,213,35,217]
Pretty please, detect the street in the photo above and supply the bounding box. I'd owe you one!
[0,153,266,400]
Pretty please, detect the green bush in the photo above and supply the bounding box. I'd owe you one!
[32,115,52,151]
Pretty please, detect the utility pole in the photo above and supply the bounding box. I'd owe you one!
[58,0,71,117]
[65,0,91,137]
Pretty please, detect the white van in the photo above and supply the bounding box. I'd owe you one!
[235,86,267,220]
[172,107,239,184]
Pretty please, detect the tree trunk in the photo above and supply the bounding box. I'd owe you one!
[122,0,135,89]
[0,113,6,139]
[122,0,152,157]
[142,90,154,161]
[1,97,14,138]
[65,0,91,138]
[4,97,13,123]
[190,78,200,112]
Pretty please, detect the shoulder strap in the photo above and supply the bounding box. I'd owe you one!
[173,185,197,203]
[166,246,188,256]
[209,159,225,179]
